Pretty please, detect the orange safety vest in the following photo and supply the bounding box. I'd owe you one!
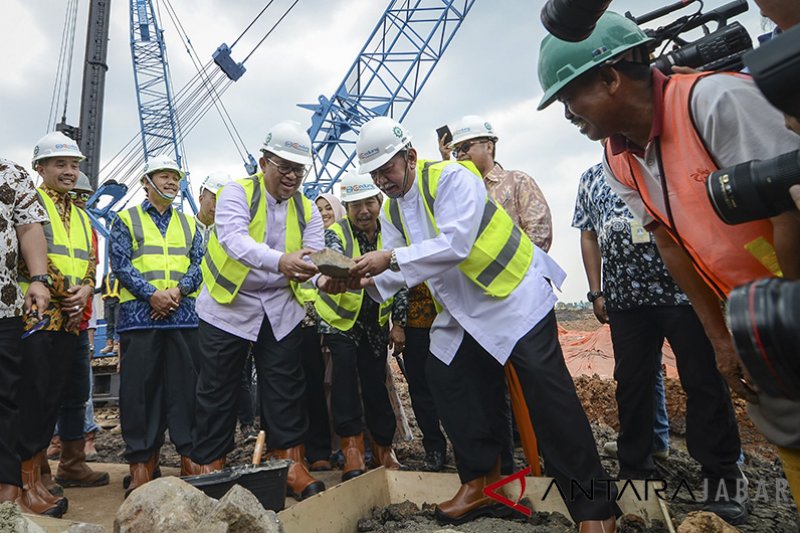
[605,72,780,298]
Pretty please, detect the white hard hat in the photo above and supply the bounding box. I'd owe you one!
[32,132,85,166]
[201,171,232,195]
[447,115,497,149]
[75,172,94,193]
[356,117,412,174]
[339,173,381,203]
[140,155,185,181]
[262,120,313,166]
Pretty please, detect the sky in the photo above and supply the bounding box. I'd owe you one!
[0,0,769,302]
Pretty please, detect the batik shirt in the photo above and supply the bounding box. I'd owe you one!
[0,160,48,319]
[572,163,689,311]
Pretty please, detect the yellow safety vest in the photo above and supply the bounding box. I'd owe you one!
[315,218,393,331]
[116,205,197,303]
[19,190,92,294]
[201,172,316,305]
[383,160,533,299]
[103,273,120,299]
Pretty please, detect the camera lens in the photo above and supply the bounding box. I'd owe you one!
[728,279,800,400]
[707,150,800,225]
[540,0,612,42]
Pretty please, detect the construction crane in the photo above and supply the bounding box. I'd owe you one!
[300,0,478,197]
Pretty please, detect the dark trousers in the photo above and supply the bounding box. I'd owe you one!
[427,310,617,523]
[0,317,23,485]
[104,299,119,340]
[55,329,91,441]
[119,328,198,463]
[403,327,447,455]
[17,331,78,460]
[237,350,256,428]
[192,319,308,464]
[326,331,396,446]
[608,306,741,479]
[302,327,332,463]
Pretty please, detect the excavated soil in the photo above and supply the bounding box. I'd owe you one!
[88,310,798,532]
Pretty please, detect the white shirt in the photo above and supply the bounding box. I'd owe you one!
[369,164,565,365]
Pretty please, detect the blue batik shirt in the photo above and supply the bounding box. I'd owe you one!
[572,163,689,312]
[109,200,204,331]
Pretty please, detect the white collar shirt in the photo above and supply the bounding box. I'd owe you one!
[370,163,564,365]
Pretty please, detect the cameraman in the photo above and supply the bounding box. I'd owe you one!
[537,11,800,521]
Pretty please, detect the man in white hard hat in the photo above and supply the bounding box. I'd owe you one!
[445,115,553,251]
[108,155,204,496]
[191,121,327,501]
[0,157,50,514]
[14,133,98,517]
[195,171,232,247]
[320,117,619,531]
[46,171,109,491]
[315,173,407,482]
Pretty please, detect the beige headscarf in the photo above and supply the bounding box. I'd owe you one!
[315,192,346,227]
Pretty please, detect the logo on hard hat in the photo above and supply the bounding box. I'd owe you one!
[484,122,492,131]
[33,146,40,157]
[392,126,404,138]
[265,133,272,144]
[344,184,376,194]
[284,141,310,152]
[359,148,380,160]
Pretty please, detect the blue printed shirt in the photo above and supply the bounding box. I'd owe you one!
[109,200,203,331]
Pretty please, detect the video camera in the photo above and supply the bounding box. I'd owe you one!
[629,0,753,75]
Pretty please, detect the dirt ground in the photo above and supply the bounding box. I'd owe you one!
[86,309,798,532]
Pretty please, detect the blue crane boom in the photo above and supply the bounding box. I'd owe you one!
[299,0,478,197]
[129,0,196,213]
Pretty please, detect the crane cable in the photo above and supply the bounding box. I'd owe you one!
[46,0,79,132]
[242,0,301,64]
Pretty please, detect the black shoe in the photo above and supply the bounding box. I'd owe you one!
[703,497,751,526]
[423,450,445,472]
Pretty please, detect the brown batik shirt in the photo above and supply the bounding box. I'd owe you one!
[484,163,553,252]
[18,184,97,333]
[0,159,49,319]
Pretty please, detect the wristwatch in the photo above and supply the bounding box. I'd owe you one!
[389,249,400,272]
[587,290,604,303]
[29,274,54,287]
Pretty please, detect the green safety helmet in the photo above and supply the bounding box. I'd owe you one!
[537,11,652,110]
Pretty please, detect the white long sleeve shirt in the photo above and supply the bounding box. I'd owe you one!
[369,163,565,365]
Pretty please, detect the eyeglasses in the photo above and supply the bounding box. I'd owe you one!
[68,191,91,202]
[451,139,490,159]
[265,158,310,179]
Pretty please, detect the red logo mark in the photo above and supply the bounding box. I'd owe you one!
[483,467,532,516]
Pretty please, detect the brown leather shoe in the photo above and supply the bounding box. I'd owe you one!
[21,457,65,517]
[56,438,109,488]
[340,434,366,481]
[83,431,98,462]
[435,459,512,525]
[371,441,405,470]
[578,517,617,532]
[198,456,226,475]
[309,459,332,471]
[39,456,64,497]
[32,453,68,512]
[180,456,202,477]
[0,483,33,514]
[270,445,325,500]
[46,435,61,461]
[124,451,160,498]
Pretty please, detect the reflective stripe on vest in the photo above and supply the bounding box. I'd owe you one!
[604,72,779,298]
[384,160,533,299]
[314,218,393,331]
[201,173,315,305]
[20,191,91,292]
[117,205,197,303]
